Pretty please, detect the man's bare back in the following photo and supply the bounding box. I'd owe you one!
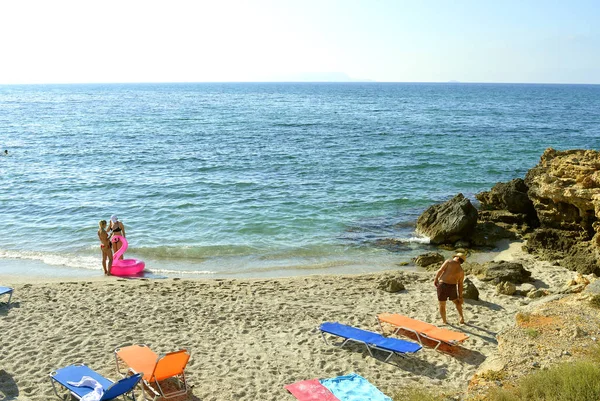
[434,253,466,324]
[437,259,464,285]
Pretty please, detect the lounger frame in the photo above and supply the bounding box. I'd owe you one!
[115,344,189,401]
[319,326,417,362]
[0,287,12,306]
[49,363,141,401]
[376,319,441,350]
[376,315,467,350]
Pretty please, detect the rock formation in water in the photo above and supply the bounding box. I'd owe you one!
[415,193,478,244]
[415,148,600,274]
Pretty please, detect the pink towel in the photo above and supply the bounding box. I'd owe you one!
[285,379,340,401]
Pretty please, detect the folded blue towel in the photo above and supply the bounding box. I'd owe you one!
[320,373,391,401]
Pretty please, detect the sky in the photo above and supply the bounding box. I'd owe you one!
[0,0,599,84]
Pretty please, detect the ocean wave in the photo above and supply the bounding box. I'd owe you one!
[146,267,216,275]
[131,244,261,260]
[222,259,357,275]
[0,249,99,271]
[397,236,430,244]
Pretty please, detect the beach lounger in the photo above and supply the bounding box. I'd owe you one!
[49,363,142,400]
[114,344,190,401]
[0,286,13,306]
[377,313,469,350]
[319,322,421,362]
[286,373,391,401]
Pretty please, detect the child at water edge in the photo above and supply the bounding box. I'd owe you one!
[98,220,113,275]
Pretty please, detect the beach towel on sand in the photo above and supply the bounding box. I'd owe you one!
[284,378,340,401]
[285,373,390,401]
[320,373,392,401]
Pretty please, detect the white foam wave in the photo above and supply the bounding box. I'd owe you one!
[147,268,216,275]
[398,236,430,244]
[0,249,99,271]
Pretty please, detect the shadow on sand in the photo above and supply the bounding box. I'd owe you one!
[0,301,18,317]
[326,339,449,379]
[0,370,19,401]
[450,322,499,345]
[383,328,487,366]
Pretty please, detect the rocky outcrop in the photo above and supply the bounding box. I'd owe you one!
[416,193,478,244]
[522,228,579,258]
[476,178,539,235]
[525,148,600,237]
[469,222,516,247]
[477,178,537,216]
[524,148,600,273]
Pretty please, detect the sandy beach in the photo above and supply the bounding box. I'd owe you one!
[0,242,580,401]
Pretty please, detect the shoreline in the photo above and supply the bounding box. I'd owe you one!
[0,239,514,283]
[0,240,581,400]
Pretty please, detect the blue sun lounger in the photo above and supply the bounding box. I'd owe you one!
[50,364,142,400]
[0,286,12,306]
[319,322,421,362]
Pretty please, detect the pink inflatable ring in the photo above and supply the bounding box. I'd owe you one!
[110,235,145,276]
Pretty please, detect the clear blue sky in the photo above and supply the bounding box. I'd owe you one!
[1,0,598,84]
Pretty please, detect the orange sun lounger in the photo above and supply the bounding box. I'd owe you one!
[114,344,190,401]
[377,313,468,350]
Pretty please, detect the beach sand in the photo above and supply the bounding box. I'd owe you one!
[0,242,579,401]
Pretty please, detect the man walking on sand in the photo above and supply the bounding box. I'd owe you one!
[434,253,466,324]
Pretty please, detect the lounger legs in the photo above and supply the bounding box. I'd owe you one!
[320,332,408,361]
[377,318,423,345]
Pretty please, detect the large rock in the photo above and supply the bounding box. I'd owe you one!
[561,244,600,276]
[525,148,600,237]
[416,193,478,244]
[523,228,579,257]
[377,275,405,293]
[477,178,537,216]
[584,279,600,296]
[470,222,516,247]
[477,261,532,284]
[463,278,479,300]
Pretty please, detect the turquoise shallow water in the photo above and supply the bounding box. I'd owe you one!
[1,83,599,278]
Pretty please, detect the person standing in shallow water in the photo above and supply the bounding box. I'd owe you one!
[98,220,113,275]
[109,215,126,259]
[433,253,466,324]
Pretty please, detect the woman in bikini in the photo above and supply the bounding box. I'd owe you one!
[98,220,113,275]
[109,215,126,259]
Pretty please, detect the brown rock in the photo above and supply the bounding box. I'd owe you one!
[528,289,550,299]
[416,193,478,244]
[476,178,537,216]
[496,281,517,295]
[463,278,480,300]
[377,276,405,293]
[478,261,532,284]
[470,222,517,247]
[525,148,600,237]
[413,252,445,267]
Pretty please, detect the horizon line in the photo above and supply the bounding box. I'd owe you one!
[1,80,599,86]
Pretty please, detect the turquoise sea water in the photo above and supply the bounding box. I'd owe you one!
[1,83,599,278]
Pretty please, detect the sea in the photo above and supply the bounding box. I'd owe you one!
[1,83,599,279]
